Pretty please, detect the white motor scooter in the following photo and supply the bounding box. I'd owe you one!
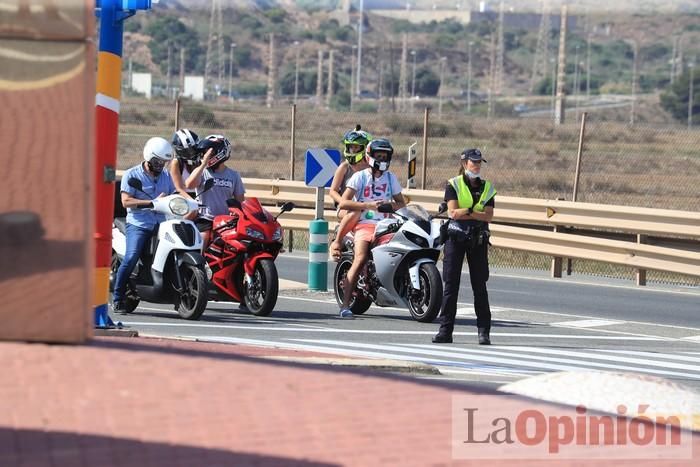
[110,178,213,320]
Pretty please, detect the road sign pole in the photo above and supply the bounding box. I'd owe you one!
[308,199,328,292]
[304,148,340,291]
[407,142,417,189]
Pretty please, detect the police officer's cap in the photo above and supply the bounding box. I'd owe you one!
[460,148,487,163]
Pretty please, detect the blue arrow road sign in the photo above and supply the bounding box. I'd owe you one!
[305,148,341,187]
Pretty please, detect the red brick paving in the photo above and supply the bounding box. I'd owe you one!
[0,336,696,466]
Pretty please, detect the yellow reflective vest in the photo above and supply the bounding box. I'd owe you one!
[448,176,497,212]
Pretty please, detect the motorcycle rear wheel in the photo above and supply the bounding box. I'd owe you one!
[334,259,372,315]
[177,264,208,320]
[243,258,279,316]
[407,263,443,323]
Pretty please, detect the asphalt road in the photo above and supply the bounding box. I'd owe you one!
[117,253,700,391]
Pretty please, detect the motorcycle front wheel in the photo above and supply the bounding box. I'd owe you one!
[407,263,443,323]
[177,264,208,320]
[243,258,279,316]
[333,258,372,315]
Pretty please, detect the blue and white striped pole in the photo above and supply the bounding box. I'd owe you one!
[308,187,328,291]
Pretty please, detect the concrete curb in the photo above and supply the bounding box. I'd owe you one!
[263,356,441,375]
[94,328,139,337]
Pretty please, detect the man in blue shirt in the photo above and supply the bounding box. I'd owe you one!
[112,137,176,313]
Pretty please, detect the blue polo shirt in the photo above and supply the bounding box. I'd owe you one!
[120,163,175,230]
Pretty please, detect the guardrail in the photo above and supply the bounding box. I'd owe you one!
[244,178,700,282]
[113,173,700,282]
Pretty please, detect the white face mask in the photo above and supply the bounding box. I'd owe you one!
[369,156,389,172]
[465,169,481,179]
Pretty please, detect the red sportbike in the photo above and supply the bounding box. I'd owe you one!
[204,198,294,316]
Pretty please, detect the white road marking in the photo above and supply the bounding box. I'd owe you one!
[552,319,625,328]
[292,339,700,380]
[682,335,700,342]
[592,349,700,363]
[120,321,664,340]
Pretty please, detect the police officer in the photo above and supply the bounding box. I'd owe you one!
[433,148,497,345]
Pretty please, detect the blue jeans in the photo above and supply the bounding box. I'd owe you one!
[113,223,156,304]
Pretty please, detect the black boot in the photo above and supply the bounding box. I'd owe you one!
[432,331,453,344]
[478,328,491,345]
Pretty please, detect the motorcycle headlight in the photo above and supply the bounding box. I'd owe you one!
[272,226,282,241]
[169,197,190,216]
[246,227,265,240]
[404,231,429,248]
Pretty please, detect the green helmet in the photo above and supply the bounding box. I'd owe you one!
[342,125,372,164]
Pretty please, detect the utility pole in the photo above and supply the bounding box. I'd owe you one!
[230,47,237,99]
[530,0,551,93]
[670,35,679,85]
[494,0,505,94]
[294,41,300,105]
[630,39,638,126]
[399,34,408,111]
[689,62,695,129]
[550,56,556,119]
[467,41,473,113]
[378,47,384,111]
[204,0,224,97]
[316,49,324,108]
[438,56,446,118]
[586,33,592,99]
[356,0,364,96]
[411,49,417,112]
[554,4,568,125]
[389,42,396,113]
[179,47,185,94]
[266,33,277,108]
[488,34,496,119]
[326,49,334,108]
[573,44,579,121]
[166,40,172,98]
[350,45,357,111]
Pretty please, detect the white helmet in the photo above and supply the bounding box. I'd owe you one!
[143,137,174,163]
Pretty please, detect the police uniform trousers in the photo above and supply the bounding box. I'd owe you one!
[437,235,491,335]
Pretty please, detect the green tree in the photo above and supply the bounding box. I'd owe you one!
[660,68,700,124]
[415,67,440,96]
[144,16,204,75]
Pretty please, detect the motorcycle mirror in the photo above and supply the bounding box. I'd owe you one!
[127,177,153,199]
[128,178,143,191]
[377,203,394,214]
[202,178,215,192]
[226,198,242,209]
[280,202,295,213]
[438,202,448,215]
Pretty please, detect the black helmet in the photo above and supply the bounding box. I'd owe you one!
[196,134,231,169]
[365,138,393,172]
[171,128,200,163]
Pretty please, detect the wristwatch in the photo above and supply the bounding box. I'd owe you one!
[467,207,474,215]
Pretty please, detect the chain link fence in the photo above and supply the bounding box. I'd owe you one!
[117,98,700,286]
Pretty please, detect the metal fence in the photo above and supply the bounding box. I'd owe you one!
[117,98,700,286]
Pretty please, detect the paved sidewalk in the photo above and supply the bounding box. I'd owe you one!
[0,336,697,466]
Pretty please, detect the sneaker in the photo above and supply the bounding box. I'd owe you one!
[339,308,354,319]
[111,300,128,314]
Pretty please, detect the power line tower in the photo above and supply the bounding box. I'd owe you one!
[494,0,505,94]
[399,34,408,112]
[204,0,224,96]
[530,0,551,93]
